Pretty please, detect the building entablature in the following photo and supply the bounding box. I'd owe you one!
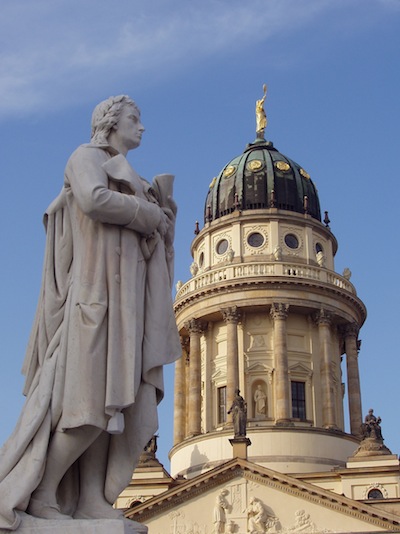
[175,277,366,332]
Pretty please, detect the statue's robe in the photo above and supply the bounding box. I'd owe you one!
[0,145,181,530]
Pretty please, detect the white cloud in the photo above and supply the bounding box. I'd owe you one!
[0,0,389,118]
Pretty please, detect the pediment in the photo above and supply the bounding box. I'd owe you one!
[289,362,312,376]
[126,458,400,533]
[247,362,272,373]
[211,369,224,381]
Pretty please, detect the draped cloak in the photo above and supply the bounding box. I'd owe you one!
[0,145,181,530]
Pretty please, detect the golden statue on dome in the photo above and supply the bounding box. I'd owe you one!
[255,84,267,138]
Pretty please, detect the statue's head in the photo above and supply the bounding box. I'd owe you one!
[91,95,139,145]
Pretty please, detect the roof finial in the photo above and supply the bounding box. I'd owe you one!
[255,83,267,139]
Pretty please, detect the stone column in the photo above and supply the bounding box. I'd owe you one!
[173,336,188,445]
[185,319,204,437]
[270,303,291,424]
[204,322,213,433]
[315,309,337,429]
[344,323,362,436]
[185,344,190,437]
[222,307,241,424]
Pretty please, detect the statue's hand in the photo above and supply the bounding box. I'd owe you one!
[157,211,170,238]
[165,195,178,217]
[160,205,176,246]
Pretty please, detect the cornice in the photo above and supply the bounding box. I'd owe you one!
[175,277,366,326]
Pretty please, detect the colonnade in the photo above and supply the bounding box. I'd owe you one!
[173,305,363,445]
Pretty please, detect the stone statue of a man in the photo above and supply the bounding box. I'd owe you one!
[0,95,181,530]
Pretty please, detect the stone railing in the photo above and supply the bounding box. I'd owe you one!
[175,262,355,301]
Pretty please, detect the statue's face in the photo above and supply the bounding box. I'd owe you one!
[114,105,145,151]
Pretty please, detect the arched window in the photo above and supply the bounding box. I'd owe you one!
[368,488,384,500]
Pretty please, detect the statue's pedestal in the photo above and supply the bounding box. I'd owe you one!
[0,513,147,534]
[229,437,252,460]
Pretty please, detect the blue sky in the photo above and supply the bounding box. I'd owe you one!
[0,0,399,470]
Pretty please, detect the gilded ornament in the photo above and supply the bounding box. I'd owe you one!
[247,159,263,171]
[209,177,217,189]
[223,165,236,178]
[275,161,290,172]
[255,83,267,138]
[300,168,310,179]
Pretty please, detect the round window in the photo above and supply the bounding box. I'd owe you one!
[315,242,323,253]
[216,239,229,255]
[247,232,264,248]
[284,233,299,249]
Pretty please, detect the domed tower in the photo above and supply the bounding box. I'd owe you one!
[171,88,366,479]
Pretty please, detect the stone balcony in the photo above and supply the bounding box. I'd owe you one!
[175,262,356,303]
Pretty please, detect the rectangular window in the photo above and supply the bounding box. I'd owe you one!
[217,386,227,424]
[291,381,306,420]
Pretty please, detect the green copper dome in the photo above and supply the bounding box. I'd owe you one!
[204,139,321,223]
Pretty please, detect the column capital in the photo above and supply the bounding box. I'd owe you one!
[185,318,206,335]
[270,302,289,321]
[314,308,333,326]
[221,306,241,324]
[342,322,360,339]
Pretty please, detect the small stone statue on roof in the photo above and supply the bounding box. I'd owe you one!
[362,409,383,440]
[354,408,392,457]
[228,389,247,437]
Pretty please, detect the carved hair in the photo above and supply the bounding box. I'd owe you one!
[91,95,138,145]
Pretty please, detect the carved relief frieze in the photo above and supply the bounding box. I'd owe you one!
[247,315,263,327]
[139,465,398,532]
[227,482,244,515]
[251,334,267,350]
[246,495,278,533]
[286,509,331,533]
[213,488,229,533]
